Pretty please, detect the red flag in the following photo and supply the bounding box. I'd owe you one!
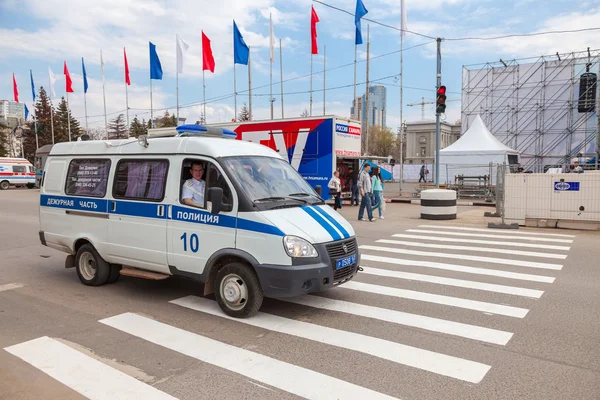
[311,6,320,55]
[12,73,18,102]
[124,48,131,85]
[64,61,74,93]
[202,31,215,73]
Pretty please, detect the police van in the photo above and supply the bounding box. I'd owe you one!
[38,124,360,318]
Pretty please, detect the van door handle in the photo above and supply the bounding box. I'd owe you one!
[110,201,116,212]
[157,205,164,217]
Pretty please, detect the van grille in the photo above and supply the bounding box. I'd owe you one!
[326,238,357,259]
[333,265,354,282]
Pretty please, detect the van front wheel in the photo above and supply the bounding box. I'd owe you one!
[75,244,110,286]
[214,263,263,318]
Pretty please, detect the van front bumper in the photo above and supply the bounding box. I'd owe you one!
[254,239,360,298]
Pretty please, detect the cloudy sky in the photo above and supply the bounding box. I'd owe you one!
[1,0,599,133]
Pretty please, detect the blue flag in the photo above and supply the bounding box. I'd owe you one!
[355,0,368,45]
[233,20,249,65]
[24,104,29,120]
[82,57,89,93]
[30,69,35,102]
[149,41,163,80]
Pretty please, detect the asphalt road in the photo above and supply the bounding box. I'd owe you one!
[1,188,600,400]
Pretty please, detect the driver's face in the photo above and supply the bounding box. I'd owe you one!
[191,165,204,181]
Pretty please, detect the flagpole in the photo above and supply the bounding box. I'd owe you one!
[353,45,357,113]
[176,36,179,126]
[202,69,206,123]
[269,13,274,120]
[34,113,39,149]
[280,38,284,118]
[248,50,253,121]
[310,53,313,116]
[323,44,326,116]
[84,89,89,133]
[150,77,154,128]
[365,24,370,154]
[101,49,108,139]
[66,92,72,142]
[399,17,404,194]
[49,98,55,144]
[234,64,237,120]
[125,79,130,132]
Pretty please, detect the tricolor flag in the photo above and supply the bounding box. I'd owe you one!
[64,61,74,93]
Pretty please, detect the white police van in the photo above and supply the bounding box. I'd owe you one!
[38,124,360,317]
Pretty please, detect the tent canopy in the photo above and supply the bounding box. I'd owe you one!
[440,114,519,155]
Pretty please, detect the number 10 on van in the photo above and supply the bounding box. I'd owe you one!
[180,232,199,253]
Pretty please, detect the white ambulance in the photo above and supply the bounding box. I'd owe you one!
[0,157,36,190]
[38,124,360,317]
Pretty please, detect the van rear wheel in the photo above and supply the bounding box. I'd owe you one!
[0,181,9,190]
[214,262,263,318]
[75,244,110,286]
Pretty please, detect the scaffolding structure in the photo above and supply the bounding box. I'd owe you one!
[461,49,600,172]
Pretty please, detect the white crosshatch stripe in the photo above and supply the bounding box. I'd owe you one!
[406,229,573,243]
[419,225,576,238]
[169,296,492,383]
[99,312,398,400]
[390,233,571,251]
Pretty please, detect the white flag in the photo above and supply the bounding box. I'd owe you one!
[269,13,275,63]
[48,66,57,99]
[401,0,407,37]
[176,34,190,74]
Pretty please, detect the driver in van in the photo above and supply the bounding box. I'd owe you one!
[182,161,206,208]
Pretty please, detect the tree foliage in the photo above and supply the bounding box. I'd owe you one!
[366,125,397,157]
[129,116,148,138]
[0,121,9,157]
[157,110,177,128]
[301,109,309,117]
[237,103,251,121]
[107,113,128,139]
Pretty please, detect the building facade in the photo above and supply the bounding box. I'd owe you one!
[0,100,25,120]
[350,85,387,131]
[405,120,462,164]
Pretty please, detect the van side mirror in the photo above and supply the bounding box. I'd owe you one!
[314,185,322,196]
[207,187,223,214]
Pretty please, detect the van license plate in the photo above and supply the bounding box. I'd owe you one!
[335,254,356,270]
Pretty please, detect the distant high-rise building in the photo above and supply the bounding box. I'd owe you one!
[0,100,25,120]
[349,85,387,130]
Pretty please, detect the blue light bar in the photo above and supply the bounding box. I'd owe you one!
[175,124,237,139]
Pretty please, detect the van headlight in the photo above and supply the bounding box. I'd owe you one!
[283,236,318,258]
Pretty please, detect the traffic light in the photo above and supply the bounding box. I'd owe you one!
[436,85,447,114]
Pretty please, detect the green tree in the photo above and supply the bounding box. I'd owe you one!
[22,86,60,160]
[54,96,80,143]
[237,103,251,121]
[301,109,309,117]
[0,121,9,157]
[157,110,177,128]
[368,125,396,157]
[107,114,128,139]
[129,116,147,138]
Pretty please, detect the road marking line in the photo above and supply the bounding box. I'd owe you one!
[3,336,176,400]
[99,313,398,400]
[0,283,24,292]
[170,296,492,383]
[359,263,544,298]
[281,296,513,345]
[419,225,576,238]
[406,229,573,243]
[376,239,567,259]
[391,234,571,251]
[360,245,563,270]
[361,254,555,283]
[342,280,529,318]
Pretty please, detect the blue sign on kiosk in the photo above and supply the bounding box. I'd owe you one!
[554,181,580,191]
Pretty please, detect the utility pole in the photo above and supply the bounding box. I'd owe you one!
[365,25,370,155]
[435,37,442,188]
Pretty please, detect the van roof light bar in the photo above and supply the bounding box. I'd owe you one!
[147,124,237,139]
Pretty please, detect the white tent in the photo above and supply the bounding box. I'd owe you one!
[438,114,520,185]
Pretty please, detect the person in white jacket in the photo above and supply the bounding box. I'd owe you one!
[328,170,342,210]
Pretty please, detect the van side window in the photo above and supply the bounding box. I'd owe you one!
[113,159,169,202]
[206,163,233,212]
[65,159,111,198]
[180,159,207,208]
[13,165,27,173]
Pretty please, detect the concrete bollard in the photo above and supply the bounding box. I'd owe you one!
[420,189,457,220]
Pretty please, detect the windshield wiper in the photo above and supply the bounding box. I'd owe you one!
[288,192,311,196]
[254,196,308,204]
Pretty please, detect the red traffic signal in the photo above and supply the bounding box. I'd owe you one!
[436,85,447,114]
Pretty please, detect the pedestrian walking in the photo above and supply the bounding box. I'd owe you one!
[357,164,375,221]
[371,166,385,219]
[328,170,342,210]
[419,164,426,183]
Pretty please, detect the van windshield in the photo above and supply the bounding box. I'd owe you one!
[221,156,323,206]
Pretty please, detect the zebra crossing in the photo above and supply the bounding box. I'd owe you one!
[3,224,575,399]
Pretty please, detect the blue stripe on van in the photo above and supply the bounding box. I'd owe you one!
[40,195,285,237]
[310,206,350,239]
[301,206,342,241]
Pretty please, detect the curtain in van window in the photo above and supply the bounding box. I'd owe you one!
[125,162,150,198]
[146,161,167,200]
